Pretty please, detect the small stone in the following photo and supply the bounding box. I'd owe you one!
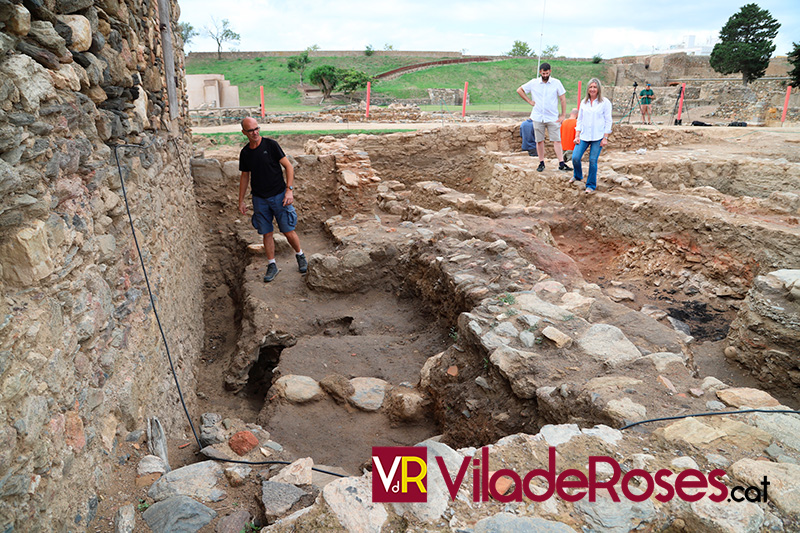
[319,374,354,404]
[716,388,780,408]
[630,454,655,470]
[261,481,306,518]
[348,377,389,411]
[657,375,677,394]
[142,496,216,532]
[274,375,324,404]
[660,417,726,446]
[229,431,258,456]
[272,457,313,485]
[491,475,514,495]
[671,456,699,470]
[724,346,738,358]
[701,376,728,392]
[224,465,251,487]
[475,376,492,391]
[446,365,458,377]
[705,453,731,467]
[137,455,166,476]
[689,388,704,397]
[113,503,135,533]
[686,498,764,533]
[606,287,635,302]
[215,510,252,533]
[605,397,647,422]
[640,305,668,320]
[541,326,572,348]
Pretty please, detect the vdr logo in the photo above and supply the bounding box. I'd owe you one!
[371,447,428,502]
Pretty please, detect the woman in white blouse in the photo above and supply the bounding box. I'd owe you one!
[569,78,612,194]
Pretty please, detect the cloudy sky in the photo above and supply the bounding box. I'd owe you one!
[177,0,798,59]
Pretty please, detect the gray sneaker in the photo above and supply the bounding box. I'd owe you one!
[263,262,279,282]
[296,253,308,274]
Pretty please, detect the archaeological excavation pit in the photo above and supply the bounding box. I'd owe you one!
[191,123,800,475]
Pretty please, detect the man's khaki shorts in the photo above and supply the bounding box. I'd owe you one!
[533,121,561,143]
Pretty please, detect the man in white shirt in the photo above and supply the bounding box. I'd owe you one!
[516,63,569,172]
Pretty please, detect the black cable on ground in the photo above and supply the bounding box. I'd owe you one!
[114,138,345,477]
[620,408,800,431]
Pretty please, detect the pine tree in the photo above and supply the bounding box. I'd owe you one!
[709,3,780,85]
[788,42,800,88]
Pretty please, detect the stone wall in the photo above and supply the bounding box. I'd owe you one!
[606,53,797,124]
[0,0,204,529]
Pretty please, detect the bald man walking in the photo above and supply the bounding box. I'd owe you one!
[238,117,307,282]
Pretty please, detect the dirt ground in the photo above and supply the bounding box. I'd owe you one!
[91,118,800,531]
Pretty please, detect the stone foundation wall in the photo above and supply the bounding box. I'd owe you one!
[0,0,203,529]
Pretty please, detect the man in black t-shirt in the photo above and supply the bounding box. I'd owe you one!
[238,117,307,282]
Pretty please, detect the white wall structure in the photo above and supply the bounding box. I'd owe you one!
[187,74,240,109]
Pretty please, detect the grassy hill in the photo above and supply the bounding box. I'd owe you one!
[185,54,608,111]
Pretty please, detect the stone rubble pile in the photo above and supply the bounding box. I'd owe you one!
[211,126,800,532]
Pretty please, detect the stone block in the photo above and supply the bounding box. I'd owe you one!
[57,14,91,51]
[0,219,54,286]
[2,3,31,36]
[228,431,258,456]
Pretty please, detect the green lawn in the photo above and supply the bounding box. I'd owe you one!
[185,55,454,107]
[374,59,608,104]
[185,55,610,108]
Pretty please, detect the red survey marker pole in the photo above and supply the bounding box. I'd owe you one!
[676,83,686,125]
[781,85,792,126]
[260,86,265,118]
[577,80,582,112]
[366,81,371,120]
[462,81,469,118]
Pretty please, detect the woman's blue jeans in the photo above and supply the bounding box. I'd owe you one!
[571,140,603,191]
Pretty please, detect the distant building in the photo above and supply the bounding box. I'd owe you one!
[186,74,240,109]
[653,35,719,56]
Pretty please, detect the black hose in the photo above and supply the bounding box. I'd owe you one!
[620,408,800,431]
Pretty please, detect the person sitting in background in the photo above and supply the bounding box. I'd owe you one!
[569,78,612,195]
[560,108,578,167]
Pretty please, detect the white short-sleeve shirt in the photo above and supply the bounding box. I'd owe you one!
[521,76,566,122]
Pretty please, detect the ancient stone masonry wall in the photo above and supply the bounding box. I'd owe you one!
[0,0,203,529]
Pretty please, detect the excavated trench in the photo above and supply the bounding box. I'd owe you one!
[195,126,800,473]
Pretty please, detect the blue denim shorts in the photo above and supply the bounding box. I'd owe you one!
[251,192,297,234]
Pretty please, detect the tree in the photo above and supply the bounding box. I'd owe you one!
[507,40,533,57]
[383,43,394,51]
[364,44,375,57]
[338,69,372,94]
[204,18,240,60]
[788,42,800,88]
[308,65,341,98]
[178,22,197,45]
[287,51,311,86]
[709,3,780,85]
[541,45,560,59]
